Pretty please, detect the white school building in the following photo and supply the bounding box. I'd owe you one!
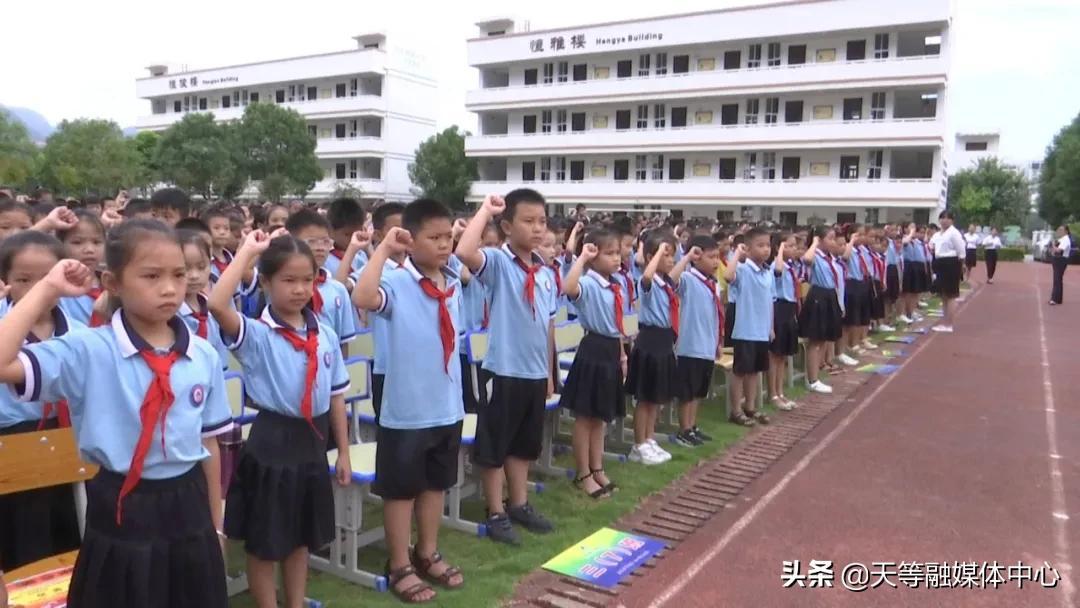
[464,0,952,225]
[135,33,437,202]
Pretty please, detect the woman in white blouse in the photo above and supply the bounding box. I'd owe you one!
[1049,224,1073,305]
[963,224,981,282]
[981,228,1003,284]
[931,210,966,333]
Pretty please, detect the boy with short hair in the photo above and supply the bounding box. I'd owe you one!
[149,187,192,227]
[286,210,361,350]
[202,204,237,282]
[325,197,369,277]
[674,235,724,445]
[456,188,556,546]
[723,228,776,426]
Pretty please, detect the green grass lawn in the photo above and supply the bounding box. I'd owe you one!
[226,380,804,607]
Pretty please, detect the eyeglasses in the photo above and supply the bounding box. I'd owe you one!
[302,238,334,247]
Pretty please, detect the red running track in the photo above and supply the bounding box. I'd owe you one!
[621,262,1080,608]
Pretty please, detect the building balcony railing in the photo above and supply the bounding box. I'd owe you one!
[309,178,386,196]
[315,136,385,157]
[135,95,387,130]
[466,117,941,155]
[465,55,946,110]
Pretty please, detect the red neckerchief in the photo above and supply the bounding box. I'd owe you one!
[691,268,724,342]
[312,271,328,314]
[190,296,209,339]
[823,253,841,287]
[658,277,679,337]
[330,248,345,260]
[418,278,457,373]
[270,322,322,439]
[550,262,563,296]
[856,246,872,281]
[481,299,490,330]
[619,264,636,306]
[512,254,542,320]
[86,285,106,327]
[211,258,229,276]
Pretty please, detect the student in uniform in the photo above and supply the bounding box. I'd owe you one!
[799,226,846,394]
[724,229,774,426]
[353,199,466,603]
[561,228,627,500]
[674,235,723,441]
[0,199,34,241]
[177,230,230,369]
[455,191,557,545]
[1049,225,1073,305]
[211,230,352,608]
[626,231,694,463]
[0,219,233,607]
[324,198,370,278]
[882,227,902,330]
[149,187,192,228]
[285,210,362,352]
[982,227,1002,284]
[56,210,106,327]
[768,232,799,412]
[900,223,925,323]
[839,226,870,366]
[931,211,966,332]
[201,204,237,283]
[0,232,81,574]
[963,224,981,283]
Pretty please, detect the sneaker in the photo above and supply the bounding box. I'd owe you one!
[647,438,673,460]
[630,443,664,465]
[897,315,913,324]
[507,503,554,534]
[838,353,860,366]
[851,346,865,355]
[628,444,646,463]
[807,380,833,394]
[987,279,994,284]
[689,427,713,442]
[878,323,896,332]
[675,429,704,447]
[931,325,954,333]
[771,396,794,411]
[912,313,925,321]
[862,339,878,349]
[918,301,929,308]
[485,512,521,545]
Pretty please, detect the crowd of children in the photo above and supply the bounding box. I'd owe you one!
[0,183,980,606]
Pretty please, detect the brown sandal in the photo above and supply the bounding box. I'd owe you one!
[748,410,771,425]
[386,563,435,603]
[410,549,464,590]
[730,411,756,427]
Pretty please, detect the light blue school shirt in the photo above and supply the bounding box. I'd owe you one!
[226,306,350,418]
[542,264,566,316]
[726,250,741,303]
[774,262,799,303]
[730,260,775,342]
[315,268,360,344]
[58,293,95,326]
[0,306,83,428]
[809,254,840,289]
[324,248,368,278]
[675,267,722,360]
[845,248,867,281]
[208,250,261,299]
[637,274,677,329]
[14,310,233,479]
[570,270,622,339]
[375,257,466,430]
[886,241,902,266]
[612,269,636,315]
[475,244,557,380]
[370,259,405,375]
[561,255,578,318]
[179,294,230,370]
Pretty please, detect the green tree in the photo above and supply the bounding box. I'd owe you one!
[38,119,137,197]
[408,126,478,210]
[235,103,322,202]
[946,157,1030,227]
[0,109,39,189]
[1038,113,1080,226]
[155,113,245,199]
[129,130,162,192]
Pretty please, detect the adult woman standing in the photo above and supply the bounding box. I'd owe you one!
[1049,225,1072,305]
[963,224,981,282]
[931,211,966,333]
[981,227,1003,284]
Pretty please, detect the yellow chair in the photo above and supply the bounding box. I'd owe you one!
[466,332,490,364]
[623,313,640,337]
[554,322,585,352]
[352,329,375,359]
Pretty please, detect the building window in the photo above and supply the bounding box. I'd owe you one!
[671,106,687,128]
[350,79,358,96]
[307,86,317,101]
[638,54,651,77]
[540,110,552,133]
[335,123,347,138]
[779,211,798,226]
[843,98,863,121]
[764,98,779,124]
[747,44,762,68]
[788,44,807,65]
[221,95,231,109]
[965,141,989,151]
[307,125,317,138]
[669,158,685,180]
[573,64,587,81]
[672,55,690,74]
[743,152,757,180]
[349,159,358,179]
[542,63,555,84]
[540,157,551,181]
[652,154,665,181]
[874,33,890,59]
[767,42,781,67]
[556,110,567,133]
[557,61,568,83]
[745,99,760,124]
[655,52,668,75]
[617,60,632,78]
[614,159,629,181]
[570,160,584,181]
[871,92,887,120]
[634,155,648,181]
[523,115,537,134]
[837,212,857,224]
[840,155,860,179]
[724,50,741,70]
[654,104,666,128]
[173,100,182,113]
[865,208,880,224]
[524,69,538,85]
[636,104,649,129]
[762,152,777,180]
[336,83,347,98]
[867,150,884,179]
[782,157,801,180]
[847,39,867,61]
[719,158,737,180]
[721,104,739,125]
[522,161,536,181]
[199,97,208,110]
[784,100,804,123]
[249,92,259,103]
[555,156,567,181]
[335,163,346,179]
[571,112,586,132]
[616,110,631,130]
[913,209,930,225]
[275,89,285,103]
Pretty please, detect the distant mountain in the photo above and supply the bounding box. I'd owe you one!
[1,105,54,142]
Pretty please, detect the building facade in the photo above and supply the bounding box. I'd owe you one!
[135,33,437,202]
[952,132,1000,171]
[464,0,952,225]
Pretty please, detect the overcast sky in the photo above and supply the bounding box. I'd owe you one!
[3,0,1077,162]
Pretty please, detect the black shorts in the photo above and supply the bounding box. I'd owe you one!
[676,356,714,401]
[372,372,384,424]
[473,376,547,468]
[724,302,736,344]
[374,421,463,500]
[935,256,962,298]
[731,339,770,376]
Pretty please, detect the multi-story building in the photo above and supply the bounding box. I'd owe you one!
[135,33,437,202]
[952,132,1001,171]
[464,0,952,225]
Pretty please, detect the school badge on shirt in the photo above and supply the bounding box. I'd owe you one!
[335,296,343,309]
[190,385,205,407]
[323,351,332,367]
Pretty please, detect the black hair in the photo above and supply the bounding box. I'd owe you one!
[811,224,834,241]
[502,188,546,222]
[372,202,406,231]
[689,234,719,253]
[583,227,618,251]
[327,197,367,230]
[285,209,331,233]
[731,233,746,247]
[81,195,102,209]
[250,206,268,228]
[57,210,106,243]
[938,210,955,221]
[258,236,317,279]
[104,219,181,276]
[177,228,211,261]
[744,227,769,242]
[200,203,232,224]
[123,198,151,217]
[403,198,451,235]
[149,187,191,216]
[0,200,32,220]
[30,202,55,223]
[644,230,677,259]
[611,216,634,238]
[175,217,211,235]
[0,230,66,282]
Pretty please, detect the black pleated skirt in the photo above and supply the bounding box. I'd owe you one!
[843,279,872,327]
[559,333,626,423]
[225,410,334,561]
[67,467,227,608]
[624,325,678,403]
[935,257,962,298]
[965,249,978,268]
[770,300,799,357]
[870,280,886,320]
[0,419,81,572]
[902,262,928,294]
[885,266,901,301]
[799,286,843,342]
